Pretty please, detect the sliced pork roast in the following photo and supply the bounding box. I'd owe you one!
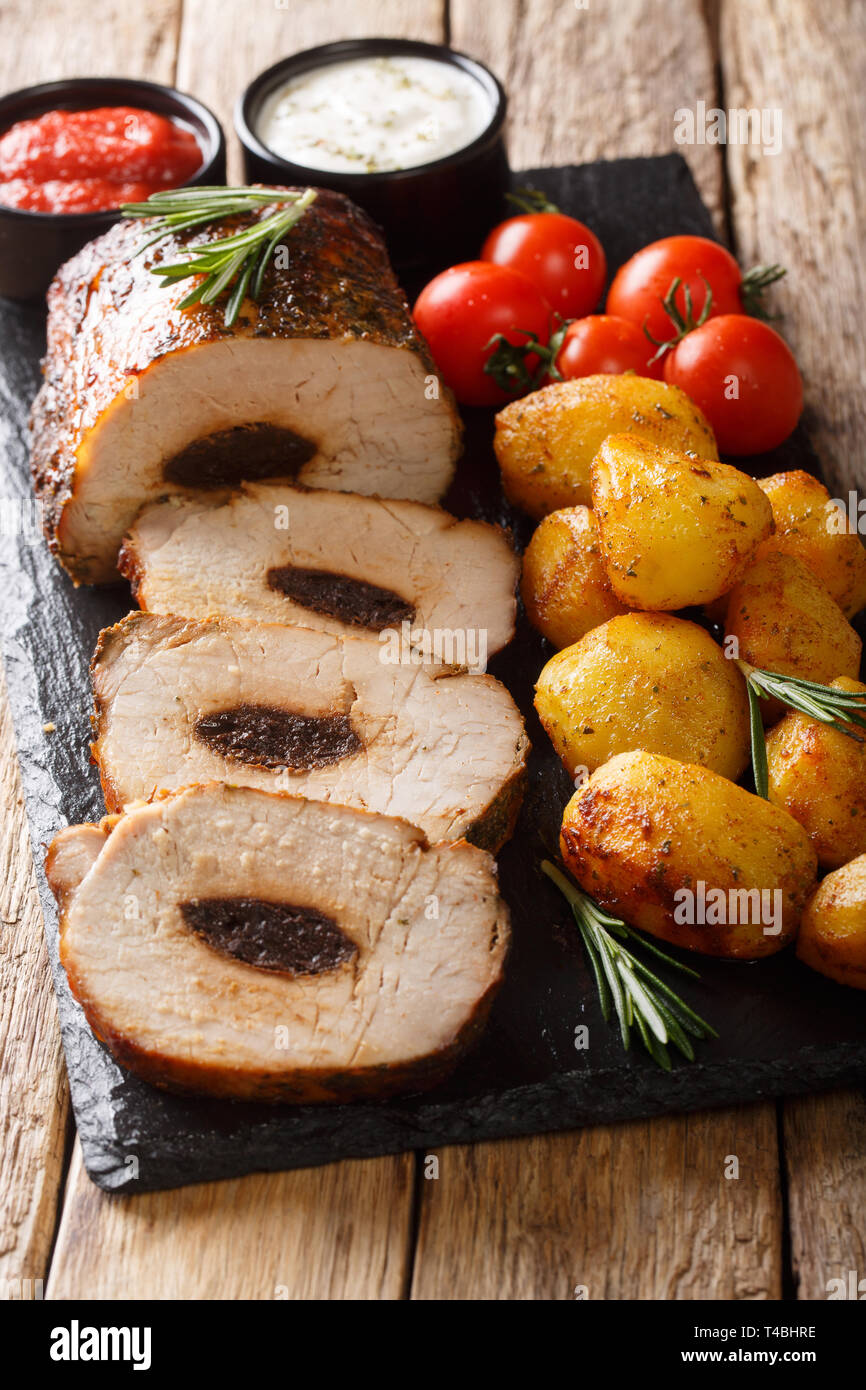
[120,484,517,664]
[30,188,461,583]
[90,612,529,850]
[46,783,509,1102]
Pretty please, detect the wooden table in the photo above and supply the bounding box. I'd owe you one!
[2,0,865,1301]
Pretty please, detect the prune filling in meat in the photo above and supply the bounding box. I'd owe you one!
[195,703,361,769]
[180,897,357,975]
[164,423,316,487]
[267,565,416,631]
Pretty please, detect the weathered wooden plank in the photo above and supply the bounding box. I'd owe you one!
[721,0,866,1298]
[176,0,447,182]
[47,1143,414,1300]
[0,671,70,1298]
[721,0,866,496]
[0,0,184,1300]
[782,1090,866,1301]
[450,0,724,226]
[412,1106,783,1300]
[0,0,181,88]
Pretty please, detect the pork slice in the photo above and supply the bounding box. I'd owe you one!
[30,189,461,584]
[90,612,529,850]
[47,783,510,1102]
[120,484,517,666]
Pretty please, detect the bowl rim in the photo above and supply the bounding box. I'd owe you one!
[235,37,508,185]
[0,75,226,224]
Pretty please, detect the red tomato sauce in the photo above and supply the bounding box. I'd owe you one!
[0,106,202,214]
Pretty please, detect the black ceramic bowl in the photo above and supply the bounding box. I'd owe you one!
[0,77,226,301]
[236,38,509,276]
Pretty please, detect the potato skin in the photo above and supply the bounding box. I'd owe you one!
[757,471,866,618]
[521,506,628,648]
[535,613,750,780]
[766,678,866,869]
[591,434,774,610]
[560,750,817,958]
[797,854,866,989]
[725,552,862,721]
[494,374,717,520]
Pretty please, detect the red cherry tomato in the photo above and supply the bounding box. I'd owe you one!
[663,315,803,455]
[607,236,746,346]
[413,261,551,407]
[553,314,664,381]
[481,212,607,320]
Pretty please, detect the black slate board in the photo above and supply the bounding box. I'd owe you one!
[2,154,865,1194]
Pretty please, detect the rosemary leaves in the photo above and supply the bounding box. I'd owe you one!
[121,185,317,327]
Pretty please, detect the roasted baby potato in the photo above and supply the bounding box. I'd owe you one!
[521,506,628,647]
[560,750,817,958]
[757,471,866,618]
[766,678,866,869]
[591,435,774,609]
[535,613,750,780]
[725,552,861,720]
[494,374,717,519]
[797,854,866,989]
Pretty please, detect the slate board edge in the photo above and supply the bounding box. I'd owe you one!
[2,152,865,1194]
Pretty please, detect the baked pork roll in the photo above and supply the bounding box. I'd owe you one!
[120,484,518,664]
[30,188,461,584]
[46,783,510,1102]
[90,612,529,850]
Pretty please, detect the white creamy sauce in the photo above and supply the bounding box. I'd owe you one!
[257,55,493,174]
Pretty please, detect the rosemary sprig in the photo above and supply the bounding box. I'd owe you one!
[121,185,317,327]
[541,859,717,1070]
[737,660,866,799]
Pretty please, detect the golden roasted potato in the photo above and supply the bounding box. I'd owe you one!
[535,613,750,780]
[766,677,866,869]
[757,471,866,618]
[560,750,817,958]
[725,552,861,721]
[494,373,717,520]
[520,506,628,647]
[797,854,866,989]
[591,435,774,609]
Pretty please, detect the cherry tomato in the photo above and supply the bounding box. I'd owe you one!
[481,212,607,320]
[553,314,664,381]
[663,315,803,455]
[413,261,551,407]
[607,236,747,346]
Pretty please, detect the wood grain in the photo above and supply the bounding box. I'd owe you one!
[721,0,866,496]
[0,670,69,1297]
[782,1090,866,1301]
[411,1106,782,1300]
[450,0,724,227]
[721,0,866,1299]
[0,0,181,89]
[176,0,447,182]
[47,1143,414,1300]
[0,0,183,1301]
